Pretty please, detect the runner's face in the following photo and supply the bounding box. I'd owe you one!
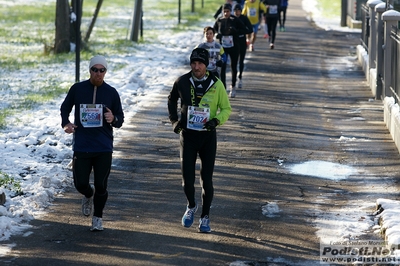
[205,29,215,42]
[223,9,231,18]
[191,61,207,79]
[89,64,107,87]
[234,9,241,17]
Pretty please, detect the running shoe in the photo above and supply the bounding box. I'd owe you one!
[82,185,94,216]
[90,216,104,231]
[270,43,274,49]
[229,86,236,98]
[263,34,269,39]
[182,205,198,227]
[199,216,211,233]
[249,44,254,51]
[238,79,242,89]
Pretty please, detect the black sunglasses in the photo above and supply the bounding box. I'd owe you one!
[91,67,106,73]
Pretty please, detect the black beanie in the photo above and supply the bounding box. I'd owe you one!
[190,48,209,66]
[223,3,232,11]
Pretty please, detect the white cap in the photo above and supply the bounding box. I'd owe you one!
[89,55,107,69]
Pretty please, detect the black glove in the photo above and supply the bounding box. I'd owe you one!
[203,118,219,131]
[173,121,182,134]
[216,60,223,67]
[216,33,222,40]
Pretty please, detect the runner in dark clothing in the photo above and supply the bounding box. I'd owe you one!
[263,0,281,49]
[278,0,289,31]
[214,3,247,98]
[234,4,253,88]
[60,55,124,232]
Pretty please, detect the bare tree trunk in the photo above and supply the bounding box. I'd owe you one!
[54,0,70,54]
[83,0,103,44]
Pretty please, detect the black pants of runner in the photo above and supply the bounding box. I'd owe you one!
[221,46,240,88]
[279,6,287,27]
[238,36,247,80]
[73,151,111,218]
[180,129,217,218]
[266,17,279,44]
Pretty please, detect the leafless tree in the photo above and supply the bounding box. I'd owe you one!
[54,0,70,54]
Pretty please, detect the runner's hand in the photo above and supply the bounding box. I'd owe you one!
[203,118,219,131]
[173,121,182,134]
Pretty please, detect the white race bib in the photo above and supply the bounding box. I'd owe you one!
[269,5,278,14]
[249,7,257,17]
[80,104,103,128]
[221,35,234,48]
[187,106,210,131]
[209,58,217,70]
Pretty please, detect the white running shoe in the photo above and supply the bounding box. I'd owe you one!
[90,216,104,231]
[82,185,94,216]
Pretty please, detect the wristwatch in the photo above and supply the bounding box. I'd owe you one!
[112,116,118,125]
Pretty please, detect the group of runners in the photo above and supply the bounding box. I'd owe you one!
[196,0,289,98]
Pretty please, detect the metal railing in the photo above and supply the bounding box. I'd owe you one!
[358,0,400,153]
[361,3,370,50]
[359,0,400,102]
[390,25,400,102]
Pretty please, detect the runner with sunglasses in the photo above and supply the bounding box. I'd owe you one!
[60,55,124,232]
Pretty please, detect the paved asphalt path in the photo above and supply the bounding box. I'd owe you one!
[2,0,400,265]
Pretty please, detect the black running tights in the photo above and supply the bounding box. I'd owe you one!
[180,130,217,218]
[73,151,111,218]
[266,17,279,44]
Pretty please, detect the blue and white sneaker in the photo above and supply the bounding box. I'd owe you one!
[199,215,211,233]
[182,205,198,227]
[238,78,242,89]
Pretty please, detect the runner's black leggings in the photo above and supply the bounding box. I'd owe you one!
[238,36,247,80]
[279,6,287,27]
[180,130,217,218]
[73,151,111,218]
[266,17,279,44]
[221,46,240,88]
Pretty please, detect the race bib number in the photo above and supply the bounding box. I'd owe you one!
[209,58,217,70]
[207,47,220,71]
[187,106,210,131]
[269,5,278,14]
[221,35,234,48]
[80,104,103,128]
[249,7,257,17]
